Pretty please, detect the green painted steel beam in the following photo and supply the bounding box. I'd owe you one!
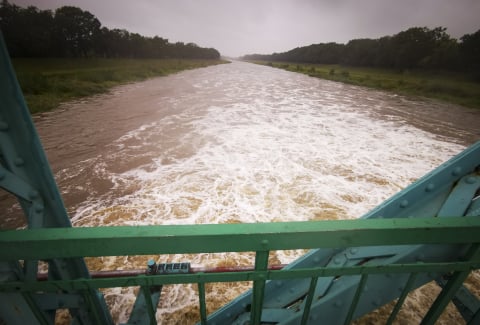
[1,261,478,293]
[1,217,479,260]
[0,33,114,324]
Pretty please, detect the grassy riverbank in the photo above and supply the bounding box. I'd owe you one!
[12,58,228,113]
[255,61,480,109]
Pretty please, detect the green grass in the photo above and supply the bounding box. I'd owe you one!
[257,61,480,109]
[12,58,228,114]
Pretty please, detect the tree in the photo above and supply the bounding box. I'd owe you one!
[460,29,480,70]
[388,27,453,69]
[1,1,55,57]
[1,0,23,56]
[53,6,101,57]
[420,37,460,69]
[343,39,378,66]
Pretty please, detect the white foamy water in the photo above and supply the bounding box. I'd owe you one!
[71,62,464,229]
[36,61,475,323]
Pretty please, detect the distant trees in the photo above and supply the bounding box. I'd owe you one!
[243,26,480,74]
[53,6,101,57]
[342,38,378,67]
[341,27,461,69]
[268,43,345,64]
[0,0,220,59]
[0,1,54,57]
[460,30,480,79]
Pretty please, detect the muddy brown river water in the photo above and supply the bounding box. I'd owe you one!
[2,61,480,323]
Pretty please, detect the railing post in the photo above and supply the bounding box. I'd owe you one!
[386,273,418,325]
[343,274,369,325]
[300,276,319,325]
[421,244,480,325]
[250,249,269,325]
[198,282,207,325]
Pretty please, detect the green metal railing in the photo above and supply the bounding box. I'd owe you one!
[1,217,480,324]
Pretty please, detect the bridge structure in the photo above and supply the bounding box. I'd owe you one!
[0,34,479,324]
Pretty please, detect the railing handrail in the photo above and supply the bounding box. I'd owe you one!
[1,260,478,293]
[1,217,480,260]
[2,216,479,293]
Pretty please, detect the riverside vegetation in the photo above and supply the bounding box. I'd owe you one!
[257,61,480,109]
[12,58,227,113]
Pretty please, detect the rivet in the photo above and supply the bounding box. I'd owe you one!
[261,239,269,247]
[310,314,318,321]
[334,257,342,264]
[425,183,435,192]
[334,301,343,308]
[465,176,476,184]
[350,248,358,255]
[29,190,39,200]
[34,204,44,213]
[363,285,369,292]
[452,166,462,176]
[275,281,283,287]
[258,274,265,279]
[14,157,24,166]
[377,215,384,219]
[313,257,320,263]
[416,254,424,262]
[241,303,247,308]
[226,313,232,318]
[400,199,409,208]
[0,121,8,131]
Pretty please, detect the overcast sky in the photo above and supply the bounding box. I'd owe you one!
[10,0,480,57]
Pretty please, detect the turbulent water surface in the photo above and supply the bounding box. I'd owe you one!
[3,61,480,323]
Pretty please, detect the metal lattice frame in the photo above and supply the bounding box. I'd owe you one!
[0,33,112,324]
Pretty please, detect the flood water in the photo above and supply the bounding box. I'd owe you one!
[3,61,480,323]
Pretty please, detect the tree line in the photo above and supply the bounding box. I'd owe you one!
[0,0,220,59]
[243,26,480,76]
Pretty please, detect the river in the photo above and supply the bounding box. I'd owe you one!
[3,61,480,323]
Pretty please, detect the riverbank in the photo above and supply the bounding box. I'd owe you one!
[252,61,480,110]
[12,58,229,114]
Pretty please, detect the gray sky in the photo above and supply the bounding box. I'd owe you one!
[10,0,480,57]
